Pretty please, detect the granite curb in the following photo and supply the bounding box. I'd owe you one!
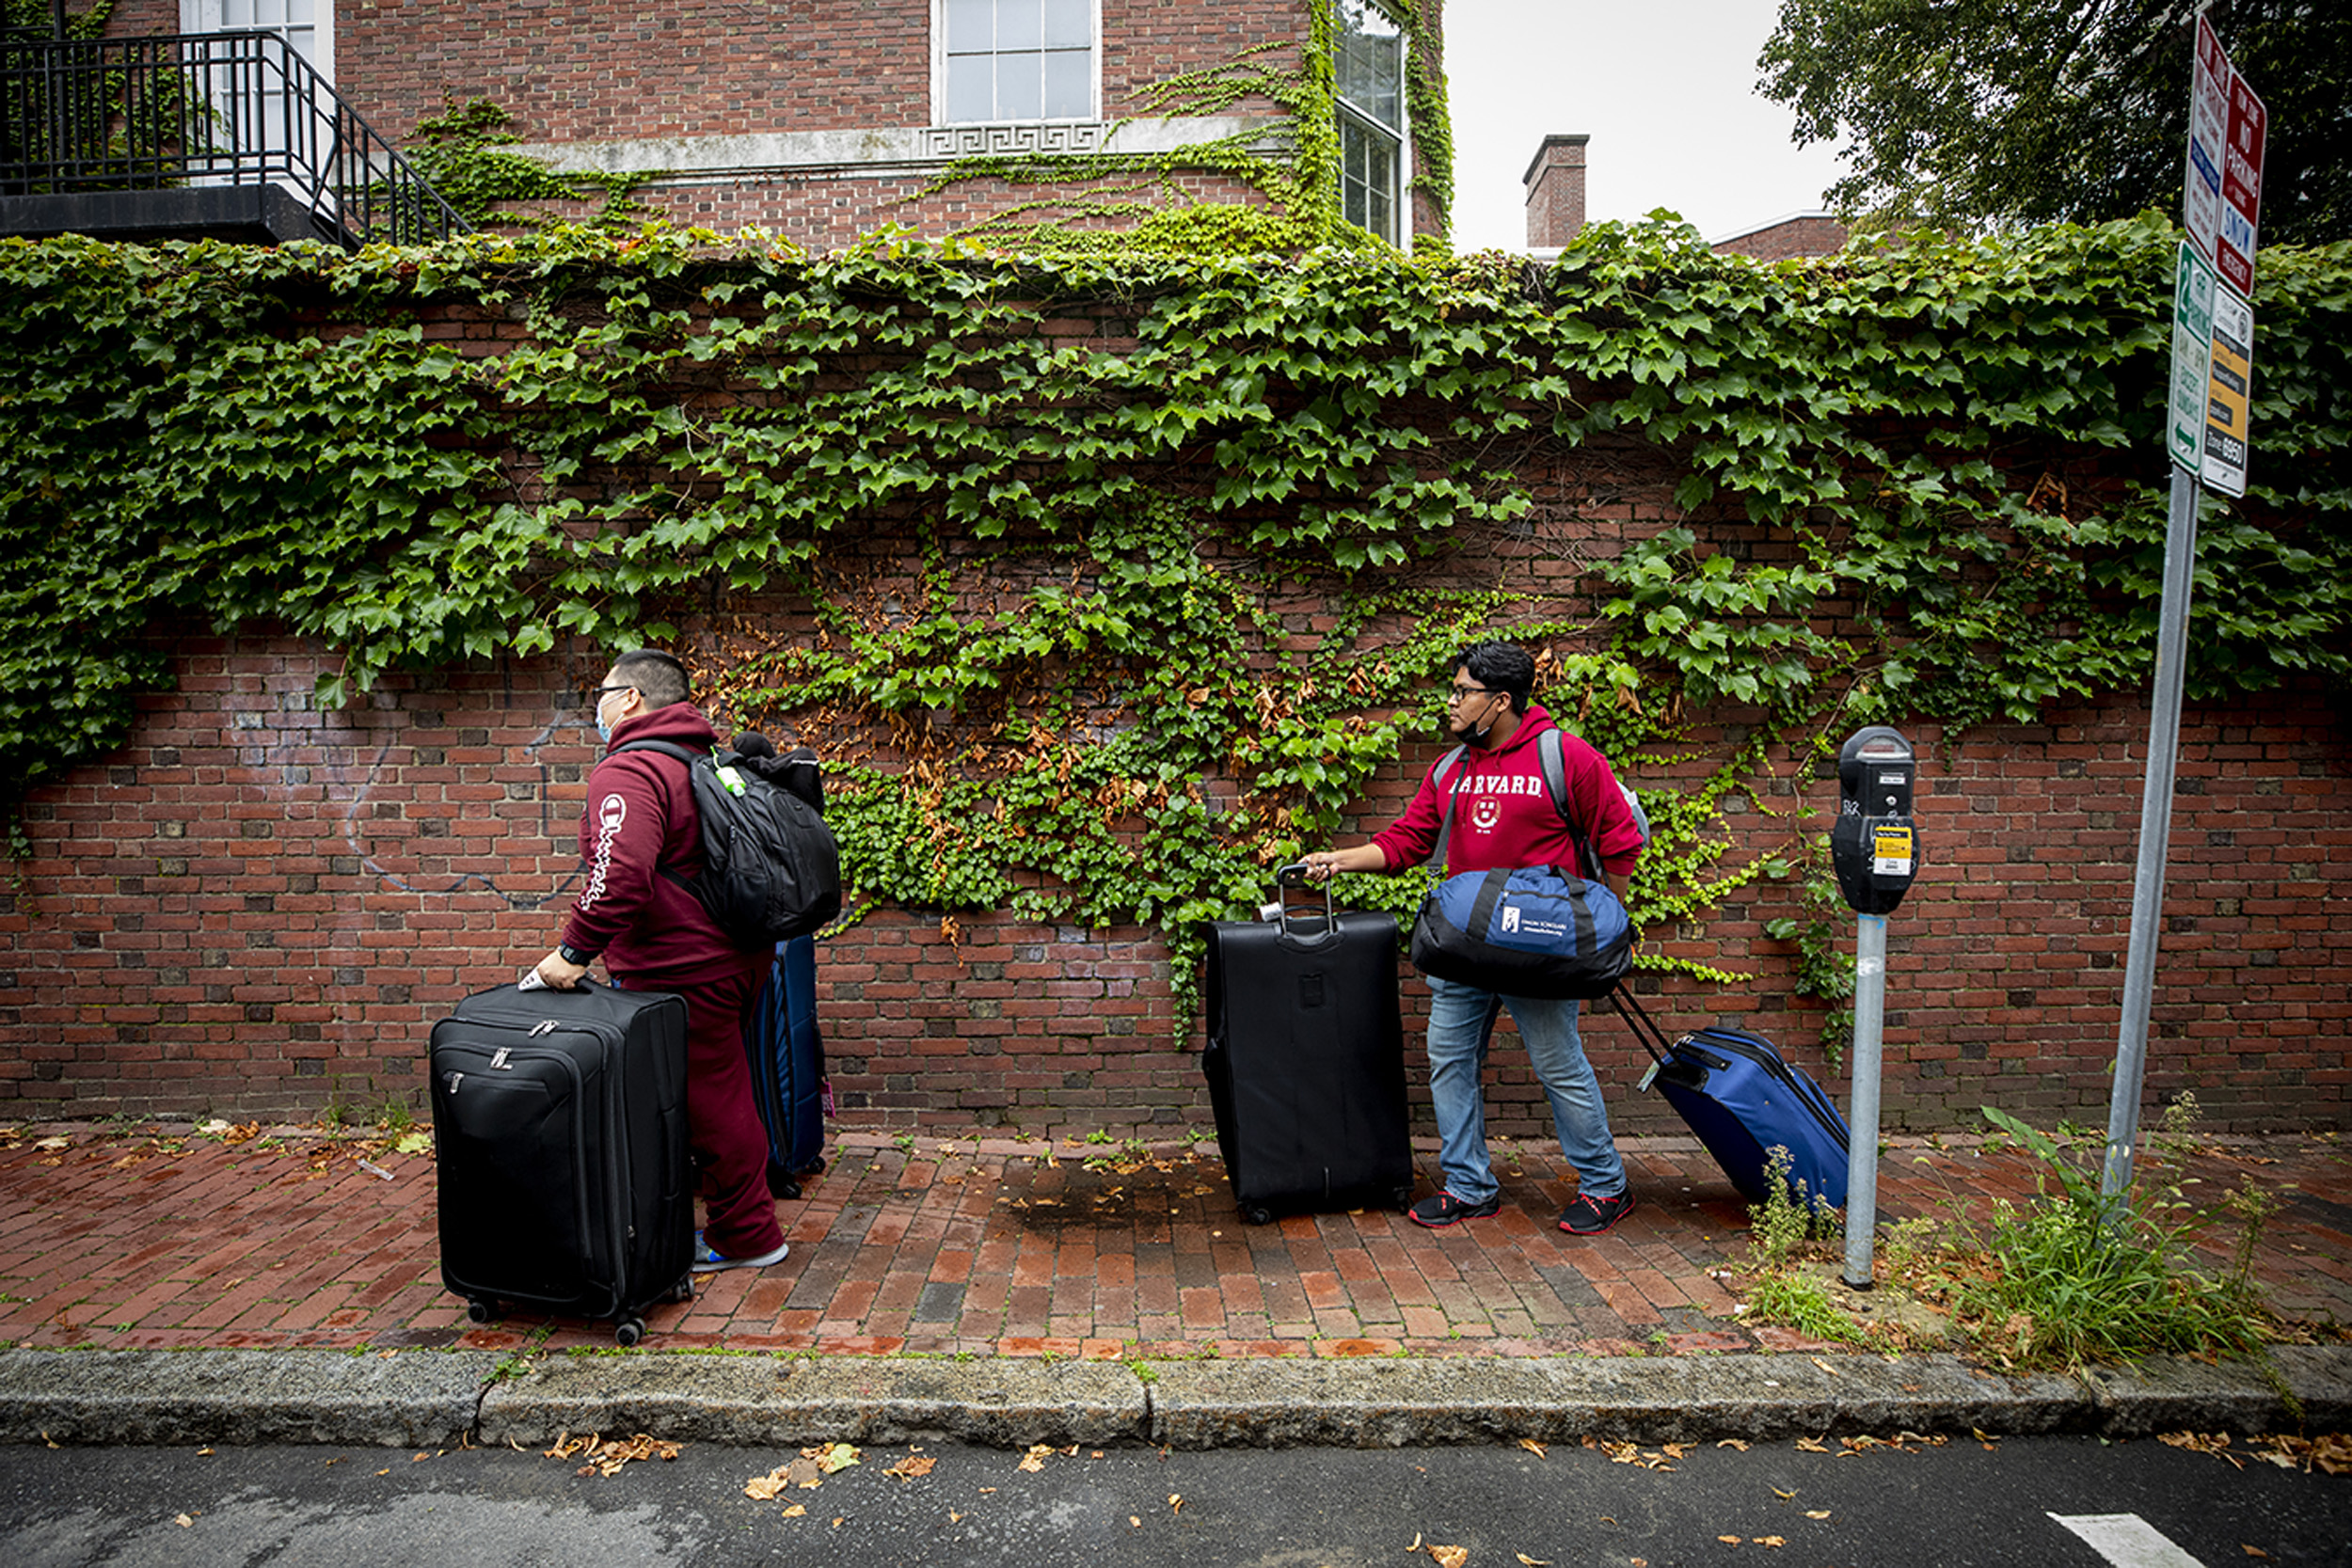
[3,1345,2345,1450]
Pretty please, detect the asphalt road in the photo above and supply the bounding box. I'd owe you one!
[2,1431,2344,1567]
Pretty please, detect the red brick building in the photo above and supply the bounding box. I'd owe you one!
[29,0,1449,251]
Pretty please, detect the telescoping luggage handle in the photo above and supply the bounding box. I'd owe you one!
[1270,862,1340,946]
[1603,988,1676,1078]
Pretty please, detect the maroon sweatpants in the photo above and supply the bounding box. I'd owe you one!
[615,951,785,1261]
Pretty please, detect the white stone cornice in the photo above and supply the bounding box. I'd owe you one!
[511,116,1285,180]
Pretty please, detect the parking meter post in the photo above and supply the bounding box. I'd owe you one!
[1829,726,1917,1292]
[2105,466,2201,1199]
[1842,913,1888,1289]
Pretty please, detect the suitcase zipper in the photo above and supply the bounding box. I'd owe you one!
[1682,1030,1849,1149]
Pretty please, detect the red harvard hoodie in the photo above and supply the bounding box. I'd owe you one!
[558,702,757,978]
[1370,703,1643,879]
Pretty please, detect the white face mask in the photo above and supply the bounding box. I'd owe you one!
[596,707,615,745]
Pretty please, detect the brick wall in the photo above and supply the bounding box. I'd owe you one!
[1712,214,1850,261]
[4,286,2344,1144]
[334,0,1301,146]
[5,612,2344,1143]
[506,167,1277,252]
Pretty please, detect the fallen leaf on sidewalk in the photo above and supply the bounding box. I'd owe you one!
[1716,1439,1750,1451]
[548,1433,683,1475]
[1427,1546,1468,1568]
[780,1504,805,1518]
[803,1443,860,1474]
[1017,1444,1055,1472]
[1516,1554,1551,1565]
[1518,1439,1547,1458]
[34,1136,69,1151]
[175,1513,194,1528]
[1793,1437,1830,1453]
[883,1455,936,1481]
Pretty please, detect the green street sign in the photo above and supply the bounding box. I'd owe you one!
[2168,242,2217,473]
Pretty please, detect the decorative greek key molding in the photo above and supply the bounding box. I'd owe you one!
[922,123,1108,160]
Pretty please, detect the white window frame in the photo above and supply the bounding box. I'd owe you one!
[932,0,1103,127]
[1334,0,1410,245]
[182,0,334,85]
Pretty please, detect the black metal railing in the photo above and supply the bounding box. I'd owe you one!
[1,28,466,246]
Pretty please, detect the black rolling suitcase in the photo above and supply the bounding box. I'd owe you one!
[428,978,696,1345]
[1202,865,1414,1224]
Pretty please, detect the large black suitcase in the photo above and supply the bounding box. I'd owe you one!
[1202,867,1414,1224]
[428,978,696,1345]
[744,935,829,1199]
[1609,990,1851,1210]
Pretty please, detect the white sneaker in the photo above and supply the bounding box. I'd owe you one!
[691,1231,790,1273]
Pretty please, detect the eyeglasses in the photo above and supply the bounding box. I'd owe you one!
[589,684,635,705]
[1444,684,1498,705]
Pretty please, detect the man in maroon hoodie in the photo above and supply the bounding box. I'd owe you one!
[1303,641,1645,1236]
[531,649,789,1274]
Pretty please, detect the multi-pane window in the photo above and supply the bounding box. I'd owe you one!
[942,0,1097,124]
[1336,0,1404,244]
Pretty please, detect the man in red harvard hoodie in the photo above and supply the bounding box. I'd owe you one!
[531,649,789,1274]
[1303,641,1645,1236]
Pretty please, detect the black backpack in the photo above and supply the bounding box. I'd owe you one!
[614,739,842,946]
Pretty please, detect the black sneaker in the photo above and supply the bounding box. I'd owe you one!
[1408,1191,1502,1228]
[1558,1191,1636,1235]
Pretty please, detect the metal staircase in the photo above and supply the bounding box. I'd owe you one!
[2,26,467,247]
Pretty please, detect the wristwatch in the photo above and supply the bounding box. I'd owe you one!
[557,942,598,966]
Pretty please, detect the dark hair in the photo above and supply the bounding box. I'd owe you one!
[608,648,691,709]
[1452,640,1534,715]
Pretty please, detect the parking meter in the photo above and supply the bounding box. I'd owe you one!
[1828,724,1918,1289]
[1830,726,1919,915]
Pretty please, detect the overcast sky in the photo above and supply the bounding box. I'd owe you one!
[1441,1,1851,250]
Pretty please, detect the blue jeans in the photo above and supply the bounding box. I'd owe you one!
[1424,975,1627,1205]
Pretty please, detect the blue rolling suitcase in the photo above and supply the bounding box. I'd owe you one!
[744,935,829,1199]
[1609,990,1850,1209]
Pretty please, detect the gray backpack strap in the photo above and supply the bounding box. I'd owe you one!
[1536,729,1571,824]
[1429,745,1468,874]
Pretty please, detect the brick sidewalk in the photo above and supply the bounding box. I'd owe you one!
[2,1122,2345,1359]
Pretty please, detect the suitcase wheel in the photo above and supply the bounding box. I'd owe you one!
[465,1297,501,1326]
[665,1278,696,1305]
[1239,1203,1276,1227]
[767,1164,803,1200]
[1391,1185,1413,1212]
[615,1317,645,1349]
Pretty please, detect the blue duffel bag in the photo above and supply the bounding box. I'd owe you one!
[1408,863,1635,1000]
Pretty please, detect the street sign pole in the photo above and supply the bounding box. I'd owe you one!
[2103,466,2199,1199]
[2106,14,2264,1201]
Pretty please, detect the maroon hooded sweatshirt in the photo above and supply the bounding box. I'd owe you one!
[1370,703,1644,879]
[559,702,757,977]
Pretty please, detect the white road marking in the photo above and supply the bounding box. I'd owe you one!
[2049,1512,2209,1568]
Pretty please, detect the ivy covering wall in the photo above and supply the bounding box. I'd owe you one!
[2,217,2346,1006]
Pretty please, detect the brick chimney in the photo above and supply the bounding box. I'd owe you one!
[1523,134,1587,249]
